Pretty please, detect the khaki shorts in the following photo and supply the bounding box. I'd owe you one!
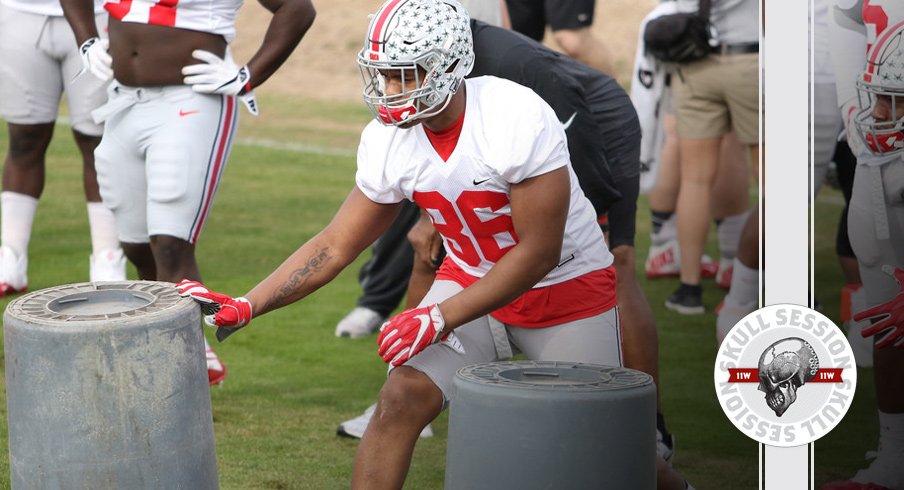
[672,53,760,145]
[0,4,108,135]
[403,280,624,403]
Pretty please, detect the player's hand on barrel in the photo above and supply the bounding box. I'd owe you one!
[176,280,253,342]
[377,304,446,366]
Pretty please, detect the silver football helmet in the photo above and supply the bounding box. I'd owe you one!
[854,20,904,157]
[357,0,474,126]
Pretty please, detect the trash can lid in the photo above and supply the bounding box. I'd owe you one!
[456,360,653,392]
[6,281,183,322]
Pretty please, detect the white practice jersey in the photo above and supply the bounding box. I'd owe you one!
[356,76,613,287]
[0,0,104,16]
[104,0,242,41]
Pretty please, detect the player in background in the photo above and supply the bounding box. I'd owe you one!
[664,0,759,315]
[505,0,615,76]
[463,0,510,28]
[0,0,125,295]
[630,1,752,319]
[822,1,904,488]
[59,0,316,385]
[808,0,872,367]
[176,1,693,487]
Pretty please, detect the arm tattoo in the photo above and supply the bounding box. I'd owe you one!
[262,248,333,313]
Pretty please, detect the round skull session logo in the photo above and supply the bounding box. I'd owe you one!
[713,304,857,447]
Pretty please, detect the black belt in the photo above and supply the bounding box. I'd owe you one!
[711,42,759,55]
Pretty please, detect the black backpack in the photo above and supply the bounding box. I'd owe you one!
[643,0,714,63]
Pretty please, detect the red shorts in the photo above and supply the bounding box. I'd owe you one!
[436,260,617,327]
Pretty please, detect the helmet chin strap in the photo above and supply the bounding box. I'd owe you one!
[414,89,456,120]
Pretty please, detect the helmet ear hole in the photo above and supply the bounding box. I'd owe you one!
[446,59,459,74]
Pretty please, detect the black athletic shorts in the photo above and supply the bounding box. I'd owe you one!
[506,0,596,41]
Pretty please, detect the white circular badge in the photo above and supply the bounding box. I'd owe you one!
[713,304,857,447]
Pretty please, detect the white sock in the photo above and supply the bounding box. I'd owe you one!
[878,411,904,454]
[1,191,38,257]
[724,258,759,307]
[717,211,749,263]
[86,202,120,254]
[652,214,678,246]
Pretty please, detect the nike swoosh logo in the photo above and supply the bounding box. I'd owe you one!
[556,253,576,267]
[561,112,577,130]
[473,178,491,185]
[411,314,432,351]
[179,109,200,117]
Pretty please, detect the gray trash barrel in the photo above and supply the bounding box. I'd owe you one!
[445,360,656,490]
[4,281,218,489]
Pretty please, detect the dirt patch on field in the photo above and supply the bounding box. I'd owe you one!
[234,0,657,103]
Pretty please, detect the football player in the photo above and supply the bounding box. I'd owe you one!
[59,0,316,385]
[335,13,680,464]
[806,0,871,367]
[822,1,904,488]
[408,16,680,463]
[0,0,125,294]
[505,0,615,76]
[177,1,691,487]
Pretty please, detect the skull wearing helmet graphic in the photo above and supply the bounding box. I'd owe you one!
[757,338,819,417]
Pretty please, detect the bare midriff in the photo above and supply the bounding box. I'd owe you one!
[108,17,227,87]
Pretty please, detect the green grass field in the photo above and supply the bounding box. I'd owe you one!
[0,95,879,489]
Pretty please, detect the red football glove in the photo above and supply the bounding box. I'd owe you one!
[854,266,904,349]
[176,280,253,342]
[378,304,446,366]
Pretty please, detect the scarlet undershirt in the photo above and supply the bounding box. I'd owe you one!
[423,110,466,161]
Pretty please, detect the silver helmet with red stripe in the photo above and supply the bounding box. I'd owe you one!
[855,19,904,157]
[357,0,474,126]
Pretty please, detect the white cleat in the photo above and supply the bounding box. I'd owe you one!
[0,245,28,296]
[90,248,127,282]
[336,403,433,439]
[335,307,386,338]
[645,240,718,279]
[645,240,681,278]
[657,429,675,466]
